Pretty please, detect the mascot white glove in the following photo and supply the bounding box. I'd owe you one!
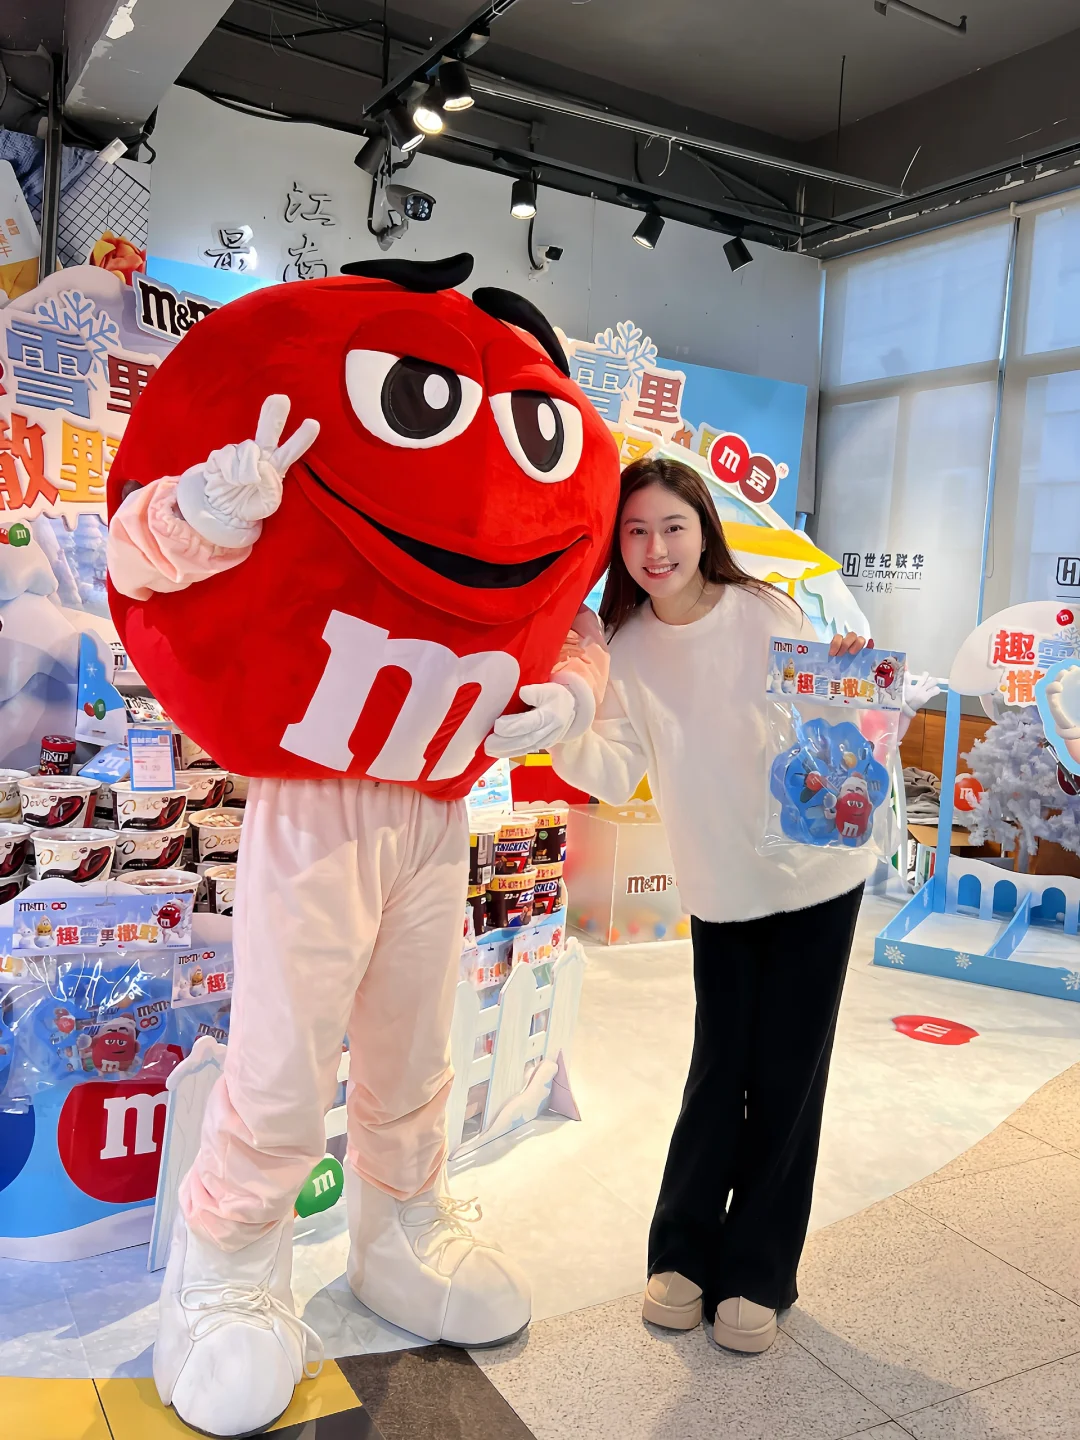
[902,670,945,718]
[176,394,320,549]
[485,671,597,758]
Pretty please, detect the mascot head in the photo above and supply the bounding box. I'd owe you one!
[108,255,620,797]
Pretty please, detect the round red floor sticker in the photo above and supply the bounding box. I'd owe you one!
[892,1015,979,1045]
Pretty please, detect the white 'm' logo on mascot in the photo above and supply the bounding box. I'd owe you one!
[281,610,520,780]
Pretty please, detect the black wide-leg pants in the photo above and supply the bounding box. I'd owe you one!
[647,884,863,1319]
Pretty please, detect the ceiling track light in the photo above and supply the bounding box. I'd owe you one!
[354,132,390,175]
[385,101,424,152]
[510,176,537,220]
[724,236,753,272]
[439,58,474,111]
[632,211,664,250]
[873,0,967,35]
[412,83,446,136]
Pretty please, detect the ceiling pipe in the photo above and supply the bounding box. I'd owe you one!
[873,1,967,36]
[470,78,906,197]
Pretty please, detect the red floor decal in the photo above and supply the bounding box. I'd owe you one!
[892,1015,980,1045]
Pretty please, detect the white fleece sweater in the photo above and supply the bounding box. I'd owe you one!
[551,586,874,925]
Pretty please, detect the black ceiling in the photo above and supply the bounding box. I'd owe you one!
[24,0,1078,255]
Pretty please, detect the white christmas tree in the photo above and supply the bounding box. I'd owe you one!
[963,705,1080,868]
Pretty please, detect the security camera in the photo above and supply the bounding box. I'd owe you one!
[385,184,436,222]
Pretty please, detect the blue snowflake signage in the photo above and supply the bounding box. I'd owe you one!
[0,264,181,619]
[564,319,807,525]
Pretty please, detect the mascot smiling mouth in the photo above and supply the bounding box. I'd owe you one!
[301,463,582,591]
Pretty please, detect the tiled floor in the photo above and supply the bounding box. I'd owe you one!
[474,1061,1080,1439]
[5,891,1080,1436]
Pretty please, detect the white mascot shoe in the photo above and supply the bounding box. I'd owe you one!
[345,1168,531,1347]
[154,1211,323,1437]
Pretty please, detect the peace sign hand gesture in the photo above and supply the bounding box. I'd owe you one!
[175,394,320,550]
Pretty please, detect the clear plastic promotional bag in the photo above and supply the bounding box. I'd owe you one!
[761,637,906,860]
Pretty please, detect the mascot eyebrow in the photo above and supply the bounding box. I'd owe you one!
[340,253,570,376]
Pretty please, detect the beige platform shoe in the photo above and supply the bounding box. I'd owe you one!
[641,1271,703,1330]
[713,1295,777,1353]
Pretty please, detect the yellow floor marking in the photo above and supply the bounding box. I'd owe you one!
[95,1362,360,1439]
[0,1376,111,1440]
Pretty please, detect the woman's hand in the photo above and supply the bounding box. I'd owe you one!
[829,631,872,657]
[552,606,610,708]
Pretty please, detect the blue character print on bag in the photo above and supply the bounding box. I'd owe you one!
[771,715,890,848]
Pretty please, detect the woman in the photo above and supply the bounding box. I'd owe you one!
[487,455,874,1354]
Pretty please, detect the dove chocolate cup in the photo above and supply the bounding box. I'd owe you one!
[32,828,118,884]
[189,809,243,864]
[203,863,237,915]
[112,826,189,874]
[20,776,98,830]
[0,822,32,879]
[178,769,228,812]
[122,868,202,899]
[110,782,189,832]
[0,870,28,906]
[0,769,29,821]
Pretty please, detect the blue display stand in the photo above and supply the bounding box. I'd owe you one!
[874,602,1080,1000]
[0,1075,159,1260]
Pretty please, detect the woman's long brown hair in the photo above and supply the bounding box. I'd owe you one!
[598,454,795,635]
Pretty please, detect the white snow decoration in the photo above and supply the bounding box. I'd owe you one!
[0,532,58,602]
[1065,971,1080,992]
[148,1034,227,1271]
[885,944,905,965]
[963,704,1080,863]
[592,321,658,382]
[30,516,80,607]
[34,289,120,378]
[955,953,973,969]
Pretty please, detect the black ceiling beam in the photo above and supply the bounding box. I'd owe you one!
[361,0,522,118]
[800,129,1080,252]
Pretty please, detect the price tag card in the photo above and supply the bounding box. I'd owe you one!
[129,727,176,791]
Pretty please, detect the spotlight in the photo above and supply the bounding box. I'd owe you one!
[511,177,537,220]
[385,102,424,152]
[632,211,664,249]
[439,59,474,111]
[724,236,753,272]
[412,84,445,136]
[354,132,390,175]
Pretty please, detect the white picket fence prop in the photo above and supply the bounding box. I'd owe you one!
[447,936,586,1156]
[148,940,586,1268]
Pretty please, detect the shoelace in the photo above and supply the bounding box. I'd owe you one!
[180,1280,324,1379]
[399,1194,489,1274]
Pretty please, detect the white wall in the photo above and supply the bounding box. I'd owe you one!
[147,86,823,503]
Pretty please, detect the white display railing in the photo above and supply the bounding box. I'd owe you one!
[447,936,585,1157]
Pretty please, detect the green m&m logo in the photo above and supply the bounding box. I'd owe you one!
[295,1155,344,1218]
[7,524,30,547]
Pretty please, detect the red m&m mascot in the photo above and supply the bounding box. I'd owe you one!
[107,254,619,1437]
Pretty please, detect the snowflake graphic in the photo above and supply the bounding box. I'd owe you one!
[34,290,119,378]
[954,953,972,969]
[591,321,658,384]
[1064,970,1080,993]
[884,944,905,966]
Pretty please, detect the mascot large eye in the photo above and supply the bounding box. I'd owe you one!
[490,392,583,482]
[345,349,482,448]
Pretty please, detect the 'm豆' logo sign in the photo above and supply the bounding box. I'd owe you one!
[57,1080,168,1203]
